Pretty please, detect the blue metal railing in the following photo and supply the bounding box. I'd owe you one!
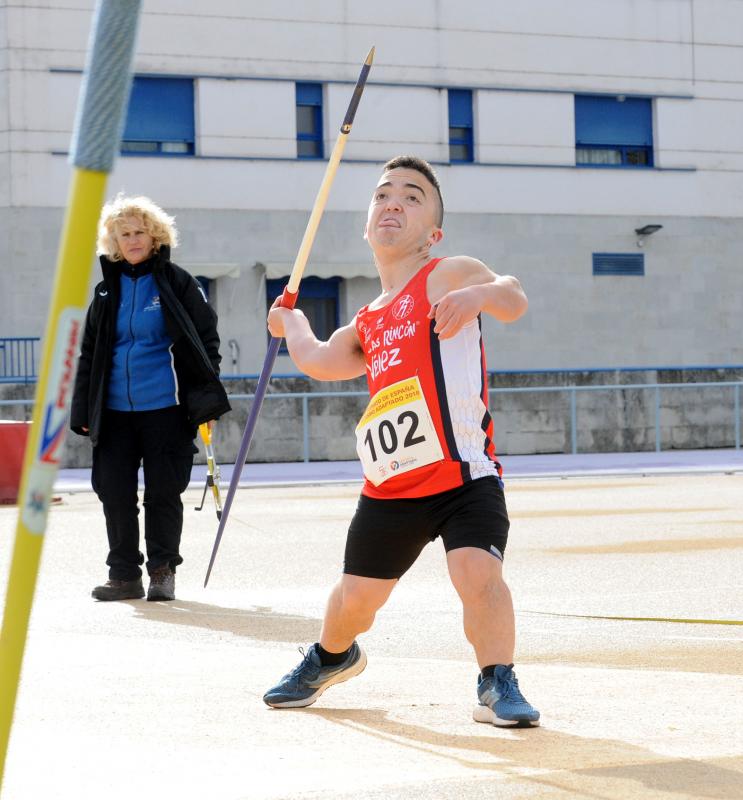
[6,351,743,388]
[225,380,743,461]
[3,380,742,460]
[0,338,39,383]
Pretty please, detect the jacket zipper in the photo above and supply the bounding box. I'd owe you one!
[125,276,137,409]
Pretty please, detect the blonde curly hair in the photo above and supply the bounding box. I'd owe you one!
[97,194,179,261]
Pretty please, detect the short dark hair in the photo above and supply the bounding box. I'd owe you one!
[382,155,444,226]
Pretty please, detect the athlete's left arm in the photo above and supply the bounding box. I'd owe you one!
[427,256,528,340]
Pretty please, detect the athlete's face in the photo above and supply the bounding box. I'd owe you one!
[114,216,155,265]
[364,168,443,254]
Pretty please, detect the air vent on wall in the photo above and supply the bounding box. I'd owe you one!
[592,253,645,276]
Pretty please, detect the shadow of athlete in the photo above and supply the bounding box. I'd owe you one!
[132,599,321,643]
[306,707,741,800]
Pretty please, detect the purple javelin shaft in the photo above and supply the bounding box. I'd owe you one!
[203,46,374,587]
[203,335,282,586]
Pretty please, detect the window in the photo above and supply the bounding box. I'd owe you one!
[266,277,340,352]
[592,253,645,276]
[296,83,324,159]
[448,89,474,163]
[575,95,653,167]
[121,77,195,155]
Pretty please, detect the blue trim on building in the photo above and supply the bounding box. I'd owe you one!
[49,151,698,172]
[49,68,695,101]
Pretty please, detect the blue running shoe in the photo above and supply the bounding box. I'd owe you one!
[263,642,367,708]
[473,664,540,727]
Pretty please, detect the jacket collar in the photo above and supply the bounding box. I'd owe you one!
[100,245,171,286]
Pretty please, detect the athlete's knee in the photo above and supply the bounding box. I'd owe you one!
[338,576,391,621]
[449,548,507,606]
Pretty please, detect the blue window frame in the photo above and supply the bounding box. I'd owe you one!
[121,77,195,155]
[266,277,340,353]
[296,83,324,159]
[593,253,645,276]
[448,89,474,163]
[575,95,653,167]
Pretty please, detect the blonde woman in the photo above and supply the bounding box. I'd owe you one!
[71,195,230,601]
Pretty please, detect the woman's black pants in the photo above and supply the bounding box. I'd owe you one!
[92,407,197,580]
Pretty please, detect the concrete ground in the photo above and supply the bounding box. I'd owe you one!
[1,454,742,799]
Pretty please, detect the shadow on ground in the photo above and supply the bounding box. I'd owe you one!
[303,707,743,799]
[131,598,321,642]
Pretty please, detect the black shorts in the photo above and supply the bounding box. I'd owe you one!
[343,476,510,580]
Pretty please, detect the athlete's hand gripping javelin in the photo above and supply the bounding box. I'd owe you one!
[268,297,366,381]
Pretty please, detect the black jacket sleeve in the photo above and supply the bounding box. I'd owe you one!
[177,274,222,375]
[69,300,97,436]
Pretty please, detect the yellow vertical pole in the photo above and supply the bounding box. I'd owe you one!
[0,1,141,787]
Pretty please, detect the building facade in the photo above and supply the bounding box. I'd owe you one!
[1,0,742,378]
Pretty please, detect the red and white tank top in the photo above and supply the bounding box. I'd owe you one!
[355,257,502,499]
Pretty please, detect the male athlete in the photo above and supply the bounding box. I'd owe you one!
[264,155,539,727]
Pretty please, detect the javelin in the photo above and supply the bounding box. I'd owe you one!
[204,46,375,586]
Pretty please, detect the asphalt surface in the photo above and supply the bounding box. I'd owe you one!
[0,453,742,799]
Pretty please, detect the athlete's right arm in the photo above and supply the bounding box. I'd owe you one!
[267,302,366,380]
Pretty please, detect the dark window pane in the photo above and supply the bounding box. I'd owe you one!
[266,276,339,352]
[301,297,335,340]
[296,105,318,135]
[449,126,470,140]
[626,148,650,165]
[449,143,471,162]
[297,139,322,158]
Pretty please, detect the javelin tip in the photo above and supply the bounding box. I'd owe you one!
[365,46,375,65]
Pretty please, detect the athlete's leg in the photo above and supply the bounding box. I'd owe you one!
[263,491,432,708]
[320,573,397,652]
[262,575,396,708]
[446,546,515,668]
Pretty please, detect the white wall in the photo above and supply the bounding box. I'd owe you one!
[4,1,696,92]
[656,97,743,171]
[477,91,574,165]
[328,83,447,163]
[16,159,729,219]
[198,79,296,158]
[3,0,742,219]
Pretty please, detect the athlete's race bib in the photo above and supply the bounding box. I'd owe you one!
[355,376,444,486]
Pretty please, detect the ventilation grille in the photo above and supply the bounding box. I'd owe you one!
[592,253,645,276]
